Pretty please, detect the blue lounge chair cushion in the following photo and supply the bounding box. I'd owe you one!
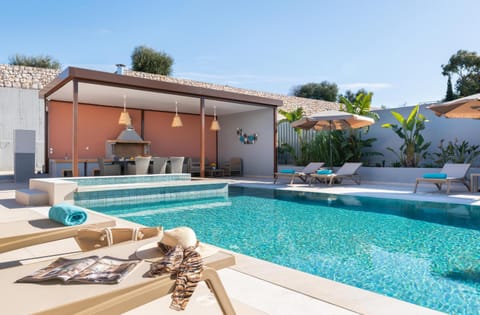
[317,169,333,175]
[423,173,447,179]
[49,203,88,226]
[279,169,296,174]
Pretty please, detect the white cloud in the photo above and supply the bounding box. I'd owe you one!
[339,82,392,91]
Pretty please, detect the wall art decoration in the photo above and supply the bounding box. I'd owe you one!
[236,128,258,144]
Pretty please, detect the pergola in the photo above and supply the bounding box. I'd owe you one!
[39,67,282,177]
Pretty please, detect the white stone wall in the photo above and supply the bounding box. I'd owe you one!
[0,65,59,89]
[0,87,45,172]
[367,104,480,167]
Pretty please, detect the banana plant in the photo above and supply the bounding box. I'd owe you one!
[339,92,382,162]
[381,105,431,167]
[279,107,306,163]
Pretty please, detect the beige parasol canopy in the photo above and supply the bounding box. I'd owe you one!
[291,110,375,130]
[291,110,375,167]
[427,93,480,119]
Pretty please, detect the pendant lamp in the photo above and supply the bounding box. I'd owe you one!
[210,105,220,131]
[118,95,132,125]
[171,101,183,127]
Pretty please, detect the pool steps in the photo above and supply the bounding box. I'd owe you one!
[19,175,228,206]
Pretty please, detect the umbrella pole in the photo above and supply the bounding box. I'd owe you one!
[329,120,332,169]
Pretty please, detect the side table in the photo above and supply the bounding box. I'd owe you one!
[470,173,480,193]
[205,168,224,177]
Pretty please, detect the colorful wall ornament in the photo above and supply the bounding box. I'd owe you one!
[236,128,258,144]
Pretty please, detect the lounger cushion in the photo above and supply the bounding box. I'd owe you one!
[49,203,88,226]
[317,169,333,175]
[279,169,295,174]
[423,173,447,179]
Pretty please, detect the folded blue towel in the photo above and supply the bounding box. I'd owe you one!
[317,169,333,175]
[279,169,296,174]
[48,203,88,226]
[423,173,447,179]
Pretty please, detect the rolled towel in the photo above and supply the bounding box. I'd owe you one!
[48,203,88,226]
[423,173,447,179]
[279,169,295,174]
[317,169,333,175]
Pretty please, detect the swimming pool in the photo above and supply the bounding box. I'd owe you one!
[90,186,480,314]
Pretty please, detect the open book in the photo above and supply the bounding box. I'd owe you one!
[16,256,140,284]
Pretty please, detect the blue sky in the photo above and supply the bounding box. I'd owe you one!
[1,0,479,108]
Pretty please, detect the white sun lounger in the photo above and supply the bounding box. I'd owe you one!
[274,162,325,184]
[0,239,239,315]
[309,162,362,186]
[413,163,471,194]
[0,208,115,253]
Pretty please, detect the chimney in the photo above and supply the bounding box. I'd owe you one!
[115,64,126,75]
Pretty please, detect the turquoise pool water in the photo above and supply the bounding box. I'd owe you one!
[90,186,480,314]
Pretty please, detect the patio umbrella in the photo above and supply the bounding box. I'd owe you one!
[291,110,375,167]
[427,93,480,119]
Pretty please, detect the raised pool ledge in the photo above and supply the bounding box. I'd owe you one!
[26,174,226,206]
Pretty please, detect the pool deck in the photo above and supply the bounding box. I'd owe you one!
[1,176,476,314]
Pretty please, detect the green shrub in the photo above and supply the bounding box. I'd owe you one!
[8,54,61,69]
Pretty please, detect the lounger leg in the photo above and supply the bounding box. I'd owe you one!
[447,182,451,194]
[202,267,236,315]
[289,175,295,185]
[413,180,419,193]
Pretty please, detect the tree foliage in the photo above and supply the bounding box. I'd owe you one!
[292,81,338,101]
[8,54,61,69]
[444,75,455,101]
[338,88,369,103]
[382,105,431,167]
[441,50,480,98]
[131,46,174,75]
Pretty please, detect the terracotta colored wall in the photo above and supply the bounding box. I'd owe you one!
[48,101,216,162]
[144,111,217,163]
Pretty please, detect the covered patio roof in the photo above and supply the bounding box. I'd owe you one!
[40,67,282,177]
[39,67,282,115]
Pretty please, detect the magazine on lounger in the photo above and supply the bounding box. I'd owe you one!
[16,255,140,284]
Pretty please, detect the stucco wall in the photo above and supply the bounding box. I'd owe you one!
[48,101,217,161]
[218,108,275,177]
[367,104,480,167]
[0,87,45,171]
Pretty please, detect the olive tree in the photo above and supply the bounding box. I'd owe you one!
[131,46,174,75]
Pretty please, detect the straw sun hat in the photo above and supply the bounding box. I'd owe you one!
[135,226,218,261]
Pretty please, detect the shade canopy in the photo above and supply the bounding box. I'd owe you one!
[427,93,480,119]
[291,110,374,167]
[291,110,375,130]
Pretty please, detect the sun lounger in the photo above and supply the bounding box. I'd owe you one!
[274,162,324,184]
[413,163,471,194]
[309,162,362,186]
[0,208,115,253]
[0,238,237,315]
